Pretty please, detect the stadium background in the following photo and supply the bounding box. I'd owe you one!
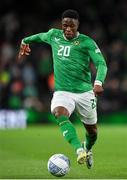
[0,0,127,125]
[1,0,127,179]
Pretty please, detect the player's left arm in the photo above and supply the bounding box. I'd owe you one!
[87,39,108,96]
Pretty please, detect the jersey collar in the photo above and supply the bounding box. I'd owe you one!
[63,32,80,41]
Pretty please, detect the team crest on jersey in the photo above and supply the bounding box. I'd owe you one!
[73,40,80,45]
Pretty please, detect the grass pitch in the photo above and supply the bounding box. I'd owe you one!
[0,124,127,179]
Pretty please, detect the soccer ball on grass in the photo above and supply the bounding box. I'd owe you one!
[47,153,70,177]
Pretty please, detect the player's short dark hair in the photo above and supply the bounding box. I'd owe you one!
[62,9,79,20]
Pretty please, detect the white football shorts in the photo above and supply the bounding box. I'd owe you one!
[51,90,97,125]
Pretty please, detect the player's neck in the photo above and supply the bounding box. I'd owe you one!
[63,32,80,41]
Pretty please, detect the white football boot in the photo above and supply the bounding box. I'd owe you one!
[76,147,86,164]
[82,141,93,169]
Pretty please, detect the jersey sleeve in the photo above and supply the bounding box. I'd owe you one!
[22,28,54,45]
[86,38,108,84]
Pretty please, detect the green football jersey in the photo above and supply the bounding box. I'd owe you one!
[23,28,107,93]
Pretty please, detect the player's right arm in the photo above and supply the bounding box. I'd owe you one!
[18,41,31,59]
[18,29,54,60]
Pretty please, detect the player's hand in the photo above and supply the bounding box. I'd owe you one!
[93,84,104,97]
[18,43,31,60]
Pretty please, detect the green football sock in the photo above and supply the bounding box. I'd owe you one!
[85,132,97,150]
[57,115,81,151]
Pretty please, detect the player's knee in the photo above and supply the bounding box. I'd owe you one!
[52,107,70,125]
[53,106,69,118]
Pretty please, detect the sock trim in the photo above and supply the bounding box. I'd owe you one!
[59,120,69,126]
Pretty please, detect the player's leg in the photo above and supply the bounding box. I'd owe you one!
[53,106,86,164]
[53,106,82,150]
[75,90,97,168]
[51,91,86,164]
[83,123,97,152]
[82,111,97,169]
[82,123,97,169]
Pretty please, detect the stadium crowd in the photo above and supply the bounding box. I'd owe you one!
[0,0,127,114]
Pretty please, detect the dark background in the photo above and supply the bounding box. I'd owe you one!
[0,0,127,123]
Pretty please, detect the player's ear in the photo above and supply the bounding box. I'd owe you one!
[77,20,79,28]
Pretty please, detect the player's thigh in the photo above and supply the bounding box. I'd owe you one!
[51,91,75,117]
[76,90,97,125]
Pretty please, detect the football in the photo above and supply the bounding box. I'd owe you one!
[47,153,70,177]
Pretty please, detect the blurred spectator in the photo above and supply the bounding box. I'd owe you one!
[8,80,24,109]
[0,12,20,41]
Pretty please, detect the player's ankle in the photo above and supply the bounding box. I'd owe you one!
[76,147,84,155]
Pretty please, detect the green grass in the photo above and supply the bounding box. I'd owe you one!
[0,124,127,179]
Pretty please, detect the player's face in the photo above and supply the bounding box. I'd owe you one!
[62,18,79,40]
